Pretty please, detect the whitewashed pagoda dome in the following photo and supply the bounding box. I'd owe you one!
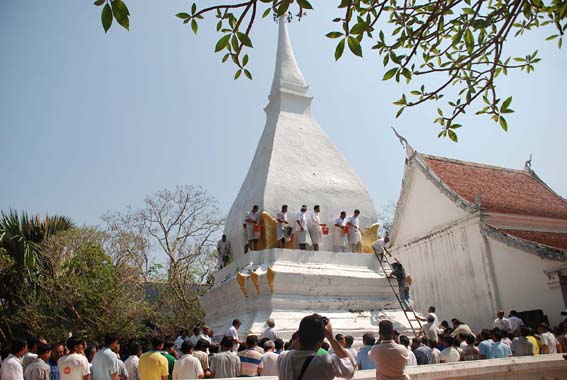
[224,17,377,258]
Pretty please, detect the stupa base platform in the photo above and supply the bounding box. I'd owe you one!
[200,248,420,341]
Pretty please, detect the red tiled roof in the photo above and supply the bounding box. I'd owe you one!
[421,155,567,220]
[502,229,567,251]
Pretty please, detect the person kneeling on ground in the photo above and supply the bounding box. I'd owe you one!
[277,314,354,380]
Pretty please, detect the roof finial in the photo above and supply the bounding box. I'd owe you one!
[524,153,533,172]
[391,127,414,157]
[269,15,308,98]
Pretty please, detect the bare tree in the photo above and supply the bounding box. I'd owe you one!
[378,200,396,237]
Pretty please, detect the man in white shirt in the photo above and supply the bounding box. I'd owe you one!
[124,341,141,380]
[507,310,524,335]
[58,337,90,380]
[347,210,362,253]
[225,319,244,352]
[308,205,322,251]
[417,306,439,327]
[198,326,212,344]
[372,235,390,262]
[24,343,51,380]
[172,342,203,380]
[538,323,559,354]
[216,235,230,269]
[439,336,461,363]
[91,335,119,380]
[23,338,41,372]
[174,331,190,353]
[1,339,28,380]
[262,319,278,341]
[398,336,416,367]
[189,327,201,346]
[276,205,289,248]
[493,310,511,333]
[277,314,354,380]
[369,320,409,380]
[296,205,309,250]
[334,212,348,252]
[245,205,260,251]
[420,315,442,342]
[260,341,278,377]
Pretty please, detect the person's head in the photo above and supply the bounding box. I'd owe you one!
[451,319,462,328]
[354,209,360,217]
[492,329,503,342]
[399,335,410,348]
[51,342,65,363]
[480,329,491,341]
[301,205,307,213]
[427,339,437,349]
[519,327,529,337]
[195,339,210,352]
[220,336,234,351]
[384,236,390,244]
[428,306,436,313]
[84,345,97,363]
[128,341,141,357]
[192,326,201,336]
[441,336,453,347]
[509,310,518,317]
[362,333,375,346]
[252,205,259,212]
[27,337,40,354]
[209,343,219,354]
[66,337,84,354]
[344,335,354,348]
[391,262,402,270]
[104,334,119,350]
[497,310,505,319]
[164,342,176,355]
[314,205,320,213]
[274,338,284,352]
[465,334,475,345]
[340,211,346,219]
[264,340,275,352]
[282,205,288,212]
[181,341,194,355]
[335,334,345,347]
[440,320,450,329]
[202,326,211,337]
[320,342,330,352]
[537,323,550,334]
[246,335,258,348]
[37,343,51,361]
[151,336,165,350]
[180,329,189,338]
[232,319,241,329]
[221,234,227,242]
[267,318,275,328]
[10,338,28,358]
[378,320,394,341]
[298,314,327,351]
[427,315,435,323]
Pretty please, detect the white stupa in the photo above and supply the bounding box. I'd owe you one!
[224,17,377,258]
[200,18,416,342]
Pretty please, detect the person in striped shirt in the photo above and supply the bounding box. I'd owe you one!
[237,336,263,377]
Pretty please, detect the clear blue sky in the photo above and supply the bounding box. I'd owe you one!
[1,1,565,227]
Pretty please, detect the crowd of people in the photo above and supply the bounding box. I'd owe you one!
[1,308,565,380]
[217,205,381,269]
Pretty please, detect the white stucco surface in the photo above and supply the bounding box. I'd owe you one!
[224,19,377,260]
[200,249,420,341]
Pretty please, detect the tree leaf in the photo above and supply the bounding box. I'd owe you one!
[237,32,253,48]
[101,4,113,33]
[94,0,105,6]
[448,129,458,142]
[244,69,252,80]
[176,13,190,19]
[334,39,345,60]
[464,29,474,53]
[501,96,512,111]
[347,36,363,57]
[326,31,343,39]
[296,0,313,10]
[111,0,130,30]
[383,68,398,80]
[262,8,271,18]
[242,54,249,66]
[234,69,242,80]
[215,34,230,52]
[499,116,508,131]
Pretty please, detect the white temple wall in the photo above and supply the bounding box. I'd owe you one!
[394,164,468,245]
[392,219,498,330]
[486,235,566,327]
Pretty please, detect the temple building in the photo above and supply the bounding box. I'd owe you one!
[199,19,414,340]
[389,142,567,329]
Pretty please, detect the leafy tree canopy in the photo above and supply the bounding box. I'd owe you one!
[93,0,565,141]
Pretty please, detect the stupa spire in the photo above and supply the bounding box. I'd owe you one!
[269,16,308,98]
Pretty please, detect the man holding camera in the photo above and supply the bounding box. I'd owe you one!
[277,314,354,380]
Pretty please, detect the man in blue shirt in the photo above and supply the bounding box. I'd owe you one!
[48,343,65,380]
[356,333,376,370]
[478,329,494,359]
[491,330,512,358]
[91,335,120,380]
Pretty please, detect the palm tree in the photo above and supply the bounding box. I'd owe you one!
[0,210,74,271]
